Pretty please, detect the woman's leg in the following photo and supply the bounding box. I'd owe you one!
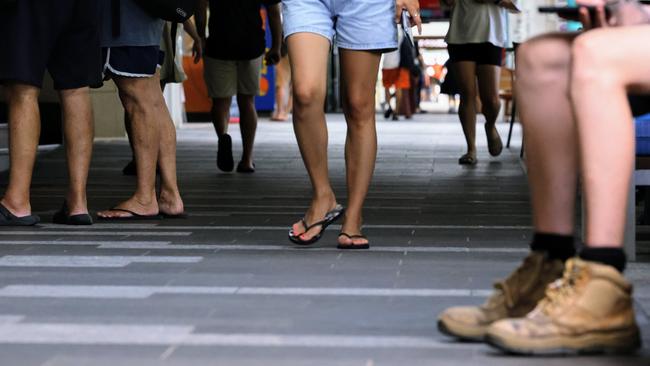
[338,49,382,246]
[571,25,650,246]
[517,34,578,235]
[476,64,503,156]
[454,61,479,162]
[287,33,337,240]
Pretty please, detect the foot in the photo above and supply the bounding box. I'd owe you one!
[486,258,641,355]
[485,123,503,157]
[158,190,184,217]
[437,251,564,341]
[217,134,234,172]
[291,194,338,242]
[0,199,39,226]
[384,108,393,119]
[236,160,255,173]
[458,152,477,165]
[97,197,159,219]
[337,214,369,249]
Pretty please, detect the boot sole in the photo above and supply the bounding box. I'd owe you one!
[485,326,642,355]
[437,319,486,342]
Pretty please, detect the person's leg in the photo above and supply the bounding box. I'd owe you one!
[337,49,381,247]
[211,97,231,137]
[438,34,576,341]
[59,87,93,215]
[454,61,479,163]
[236,93,257,169]
[287,33,338,240]
[0,84,41,217]
[476,64,503,157]
[97,75,162,218]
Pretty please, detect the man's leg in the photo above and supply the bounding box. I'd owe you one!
[59,87,93,215]
[236,93,257,170]
[211,97,235,172]
[97,75,162,218]
[438,34,575,341]
[1,84,41,218]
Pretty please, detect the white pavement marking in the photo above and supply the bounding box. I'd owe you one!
[0,315,24,324]
[0,322,482,349]
[0,231,191,236]
[58,224,528,231]
[0,285,493,299]
[0,241,529,253]
[0,256,203,268]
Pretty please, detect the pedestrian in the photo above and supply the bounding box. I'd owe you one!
[195,0,283,173]
[381,30,407,121]
[285,0,422,249]
[439,0,649,354]
[96,0,185,220]
[443,0,519,165]
[271,40,293,122]
[0,0,102,226]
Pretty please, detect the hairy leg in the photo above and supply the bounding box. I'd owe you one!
[236,93,257,168]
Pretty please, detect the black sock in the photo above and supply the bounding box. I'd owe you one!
[530,233,576,261]
[579,247,626,273]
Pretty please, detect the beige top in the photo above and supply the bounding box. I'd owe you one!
[445,0,509,48]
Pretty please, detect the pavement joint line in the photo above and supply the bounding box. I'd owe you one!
[0,241,530,253]
[0,285,494,299]
[0,322,485,349]
[18,224,531,231]
[0,255,203,268]
[0,231,191,236]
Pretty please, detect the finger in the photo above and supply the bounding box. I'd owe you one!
[595,6,608,27]
[579,7,593,29]
[408,5,422,34]
[395,2,403,24]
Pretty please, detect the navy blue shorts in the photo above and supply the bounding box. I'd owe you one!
[0,0,102,90]
[447,43,505,67]
[102,46,165,79]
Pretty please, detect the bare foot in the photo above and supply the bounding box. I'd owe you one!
[337,214,368,247]
[0,197,31,217]
[158,190,184,216]
[291,193,338,241]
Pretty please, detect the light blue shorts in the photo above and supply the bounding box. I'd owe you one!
[282,0,398,52]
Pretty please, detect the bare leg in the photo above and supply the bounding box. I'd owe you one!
[59,87,94,215]
[454,61,479,161]
[287,33,337,240]
[571,26,650,246]
[236,93,257,169]
[517,34,578,235]
[476,64,503,156]
[97,75,163,218]
[211,97,231,137]
[0,84,40,216]
[338,49,381,246]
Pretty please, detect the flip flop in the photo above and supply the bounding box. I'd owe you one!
[236,162,255,173]
[458,154,478,165]
[485,123,503,157]
[52,201,93,225]
[217,134,234,172]
[289,205,345,245]
[96,208,162,221]
[0,203,40,226]
[337,232,370,250]
[159,211,188,219]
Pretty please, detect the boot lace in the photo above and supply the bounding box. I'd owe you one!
[538,259,585,315]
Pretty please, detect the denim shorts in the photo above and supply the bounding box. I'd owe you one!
[282,0,398,52]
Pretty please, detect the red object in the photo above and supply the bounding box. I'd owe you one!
[420,0,440,8]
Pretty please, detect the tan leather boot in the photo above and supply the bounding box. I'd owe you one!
[437,251,565,340]
[486,258,641,355]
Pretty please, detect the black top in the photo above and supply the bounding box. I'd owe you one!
[206,0,280,60]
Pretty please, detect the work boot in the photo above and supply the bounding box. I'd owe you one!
[486,258,641,355]
[437,251,564,341]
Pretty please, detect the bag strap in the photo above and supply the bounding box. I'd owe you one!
[111,0,121,37]
[169,22,179,81]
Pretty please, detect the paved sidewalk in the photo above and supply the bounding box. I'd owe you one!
[0,113,648,365]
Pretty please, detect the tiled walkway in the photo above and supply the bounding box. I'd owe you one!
[0,114,648,365]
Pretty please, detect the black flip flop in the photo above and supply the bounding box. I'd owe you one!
[159,211,188,219]
[337,232,370,250]
[217,134,234,172]
[458,154,477,165]
[289,205,345,245]
[52,201,93,225]
[96,208,162,221]
[0,203,40,226]
[236,162,255,173]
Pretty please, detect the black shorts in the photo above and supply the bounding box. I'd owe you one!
[447,43,505,67]
[0,0,102,90]
[630,95,650,117]
[102,46,165,79]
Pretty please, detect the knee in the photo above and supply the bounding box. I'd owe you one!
[6,84,40,105]
[119,87,163,117]
[570,33,618,92]
[292,84,323,108]
[516,38,570,88]
[343,92,374,126]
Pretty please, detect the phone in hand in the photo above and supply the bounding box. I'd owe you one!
[401,10,415,47]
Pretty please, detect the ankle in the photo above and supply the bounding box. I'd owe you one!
[530,232,576,261]
[580,246,626,273]
[1,196,31,215]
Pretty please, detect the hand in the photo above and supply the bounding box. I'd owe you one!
[192,38,204,64]
[396,0,423,35]
[265,47,281,66]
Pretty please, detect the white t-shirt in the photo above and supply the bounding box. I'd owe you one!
[445,0,508,48]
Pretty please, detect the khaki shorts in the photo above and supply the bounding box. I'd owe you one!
[203,56,263,98]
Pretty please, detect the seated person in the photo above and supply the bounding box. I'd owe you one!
[438,0,650,355]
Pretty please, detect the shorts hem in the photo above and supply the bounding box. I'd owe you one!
[336,41,398,53]
[284,27,333,43]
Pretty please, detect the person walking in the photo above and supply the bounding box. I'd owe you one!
[96,0,185,220]
[0,0,101,226]
[443,0,518,165]
[438,1,649,354]
[196,0,282,173]
[271,41,293,122]
[285,0,422,249]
